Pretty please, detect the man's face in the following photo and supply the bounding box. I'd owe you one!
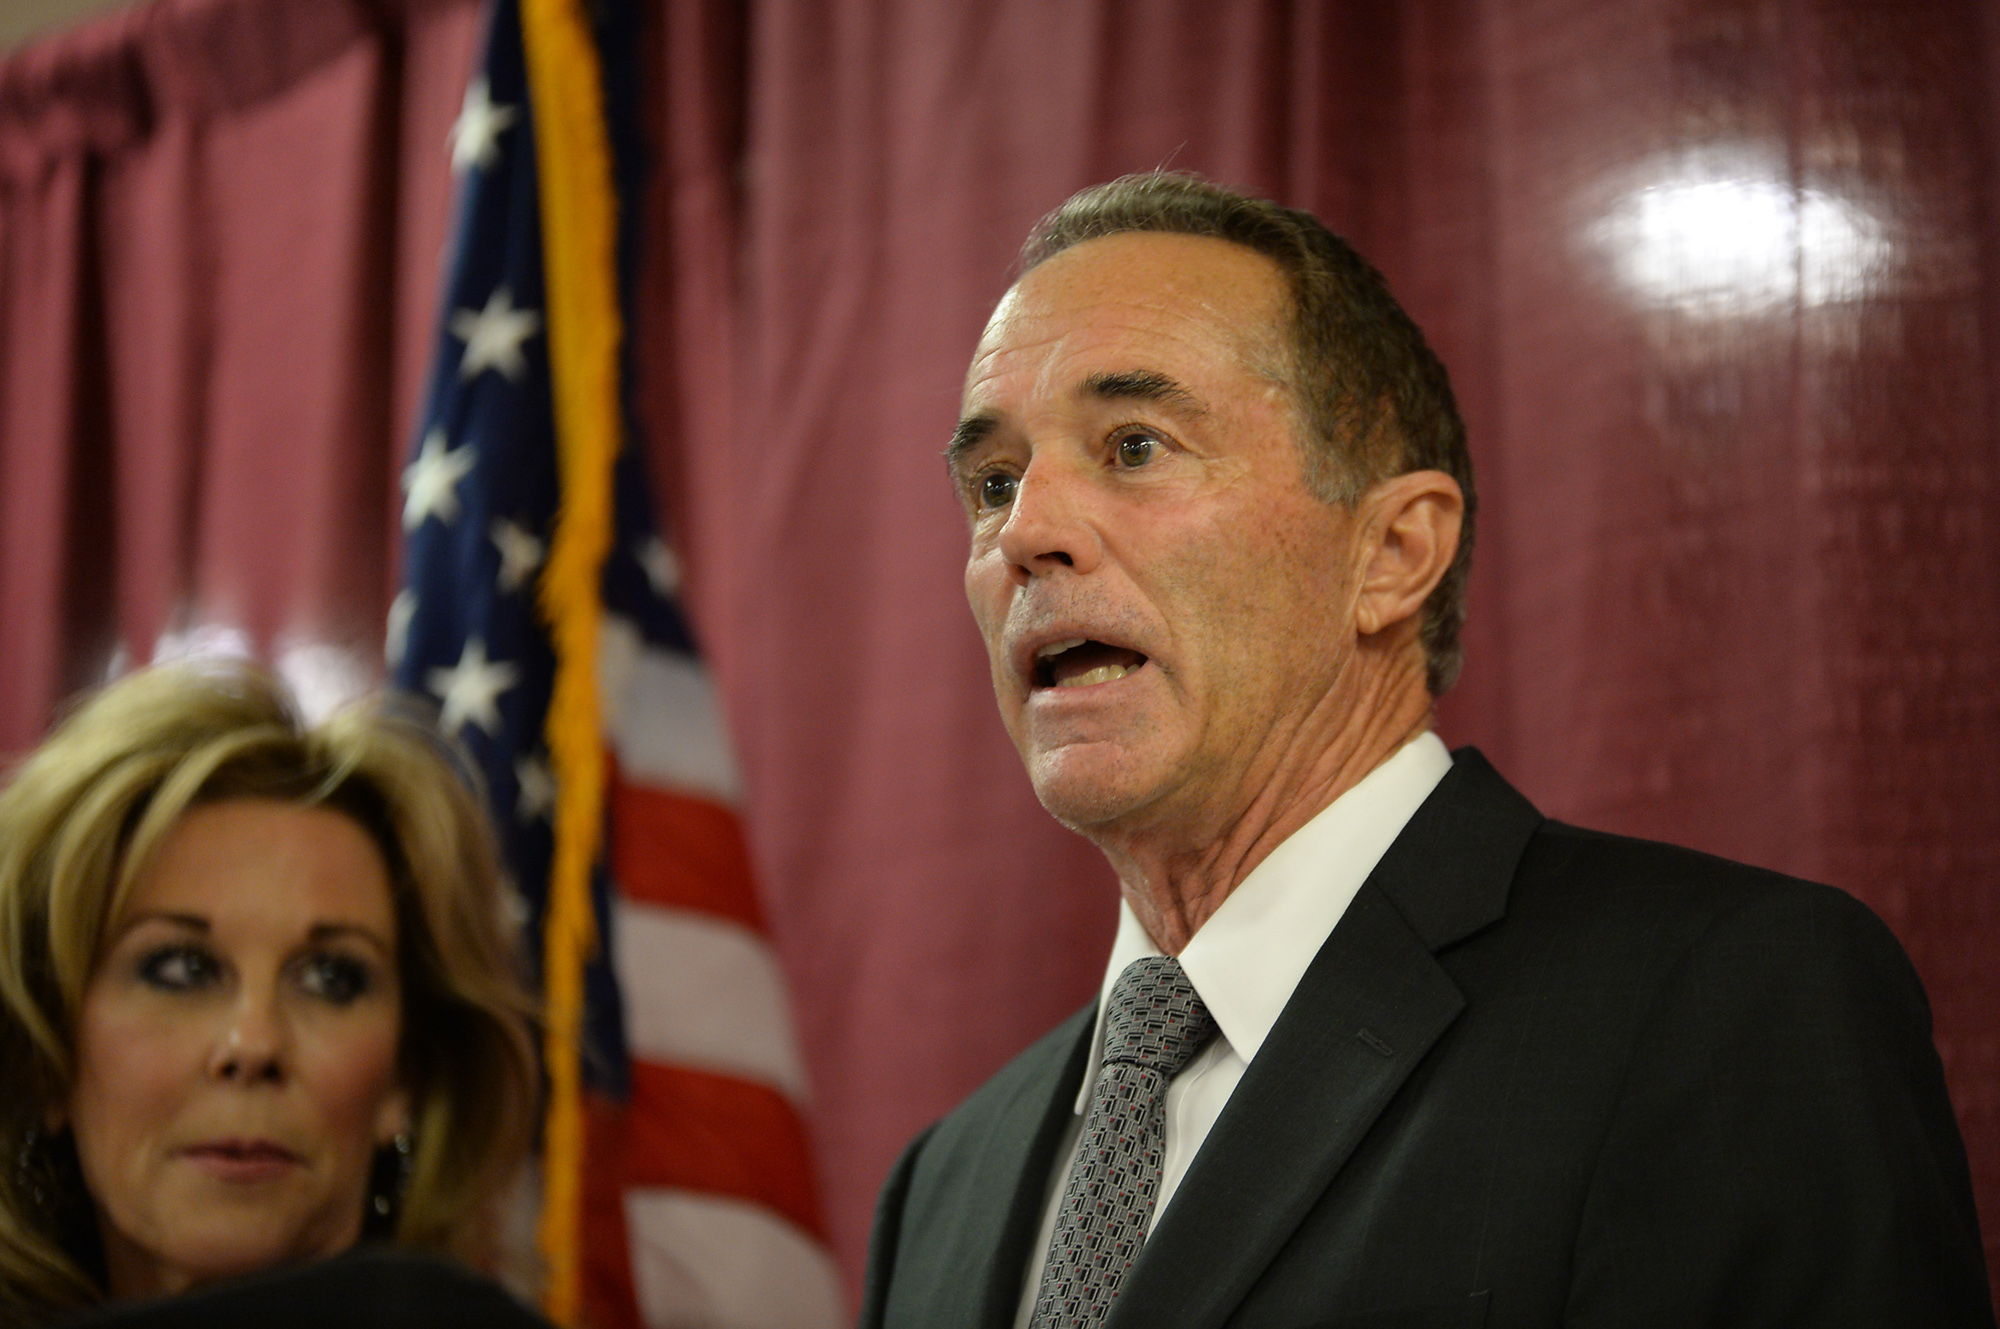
[952,232,1370,842]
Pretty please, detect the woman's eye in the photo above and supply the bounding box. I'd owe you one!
[297,954,372,1005]
[139,946,219,992]
[1115,431,1160,468]
[978,472,1019,509]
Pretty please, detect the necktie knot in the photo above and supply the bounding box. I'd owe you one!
[1102,955,1217,1077]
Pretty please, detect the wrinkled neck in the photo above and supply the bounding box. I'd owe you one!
[1097,651,1434,955]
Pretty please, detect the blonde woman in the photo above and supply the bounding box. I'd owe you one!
[0,661,541,1322]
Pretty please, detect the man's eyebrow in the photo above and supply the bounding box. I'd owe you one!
[945,411,1000,470]
[946,370,1205,470]
[1079,369,1208,418]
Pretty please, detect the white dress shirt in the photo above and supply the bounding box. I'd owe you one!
[1013,732,1454,1327]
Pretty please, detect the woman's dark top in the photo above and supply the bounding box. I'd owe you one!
[63,1247,556,1329]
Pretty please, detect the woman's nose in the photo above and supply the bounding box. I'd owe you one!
[207,987,288,1085]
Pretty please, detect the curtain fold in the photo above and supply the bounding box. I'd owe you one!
[0,0,480,741]
[1,150,96,726]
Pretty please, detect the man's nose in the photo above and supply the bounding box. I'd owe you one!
[207,984,289,1086]
[995,458,1102,581]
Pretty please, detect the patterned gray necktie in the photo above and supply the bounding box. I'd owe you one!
[1030,955,1219,1328]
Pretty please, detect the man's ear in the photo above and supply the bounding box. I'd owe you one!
[1353,469,1463,637]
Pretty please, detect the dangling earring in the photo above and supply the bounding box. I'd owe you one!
[367,1132,414,1228]
[16,1124,85,1232]
[15,1125,47,1212]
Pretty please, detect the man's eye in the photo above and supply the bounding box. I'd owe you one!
[297,954,372,1005]
[979,472,1019,509]
[139,946,220,992]
[1115,431,1160,467]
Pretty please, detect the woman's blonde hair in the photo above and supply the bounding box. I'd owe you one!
[0,660,540,1318]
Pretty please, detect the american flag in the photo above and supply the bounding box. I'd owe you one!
[389,2,842,1323]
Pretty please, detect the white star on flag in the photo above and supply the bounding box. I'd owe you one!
[515,754,556,822]
[385,588,417,667]
[491,518,546,592]
[450,287,541,381]
[638,536,682,596]
[448,76,518,174]
[401,428,477,531]
[426,637,519,737]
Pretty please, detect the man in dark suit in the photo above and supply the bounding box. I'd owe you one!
[861,173,1994,1328]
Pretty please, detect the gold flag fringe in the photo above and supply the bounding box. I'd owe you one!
[520,0,622,1321]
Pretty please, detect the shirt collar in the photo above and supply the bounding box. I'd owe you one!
[1075,732,1454,1112]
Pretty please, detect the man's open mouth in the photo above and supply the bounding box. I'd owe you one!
[1033,638,1149,688]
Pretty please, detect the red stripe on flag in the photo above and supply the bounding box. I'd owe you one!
[582,1092,645,1329]
[608,768,766,932]
[623,1058,826,1241]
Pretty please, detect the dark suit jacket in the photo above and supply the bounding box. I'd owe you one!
[861,750,1993,1328]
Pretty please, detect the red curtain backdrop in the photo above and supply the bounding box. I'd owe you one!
[5,0,1997,1308]
[0,0,480,718]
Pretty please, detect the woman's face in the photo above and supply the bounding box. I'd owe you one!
[62,798,410,1300]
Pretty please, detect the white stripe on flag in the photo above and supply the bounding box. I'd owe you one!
[623,1188,845,1329]
[612,900,810,1103]
[599,615,744,803]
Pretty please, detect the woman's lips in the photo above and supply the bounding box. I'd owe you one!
[178,1139,302,1182]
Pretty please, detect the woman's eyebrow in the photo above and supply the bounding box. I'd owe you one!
[306,922,394,953]
[121,911,209,933]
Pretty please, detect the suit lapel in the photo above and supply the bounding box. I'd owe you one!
[1105,883,1463,1329]
[889,1002,1094,1329]
[1106,749,1541,1329]
[972,1008,1095,1329]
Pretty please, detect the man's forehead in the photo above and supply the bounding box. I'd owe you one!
[963,232,1291,411]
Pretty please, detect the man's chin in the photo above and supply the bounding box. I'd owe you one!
[1025,749,1171,837]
